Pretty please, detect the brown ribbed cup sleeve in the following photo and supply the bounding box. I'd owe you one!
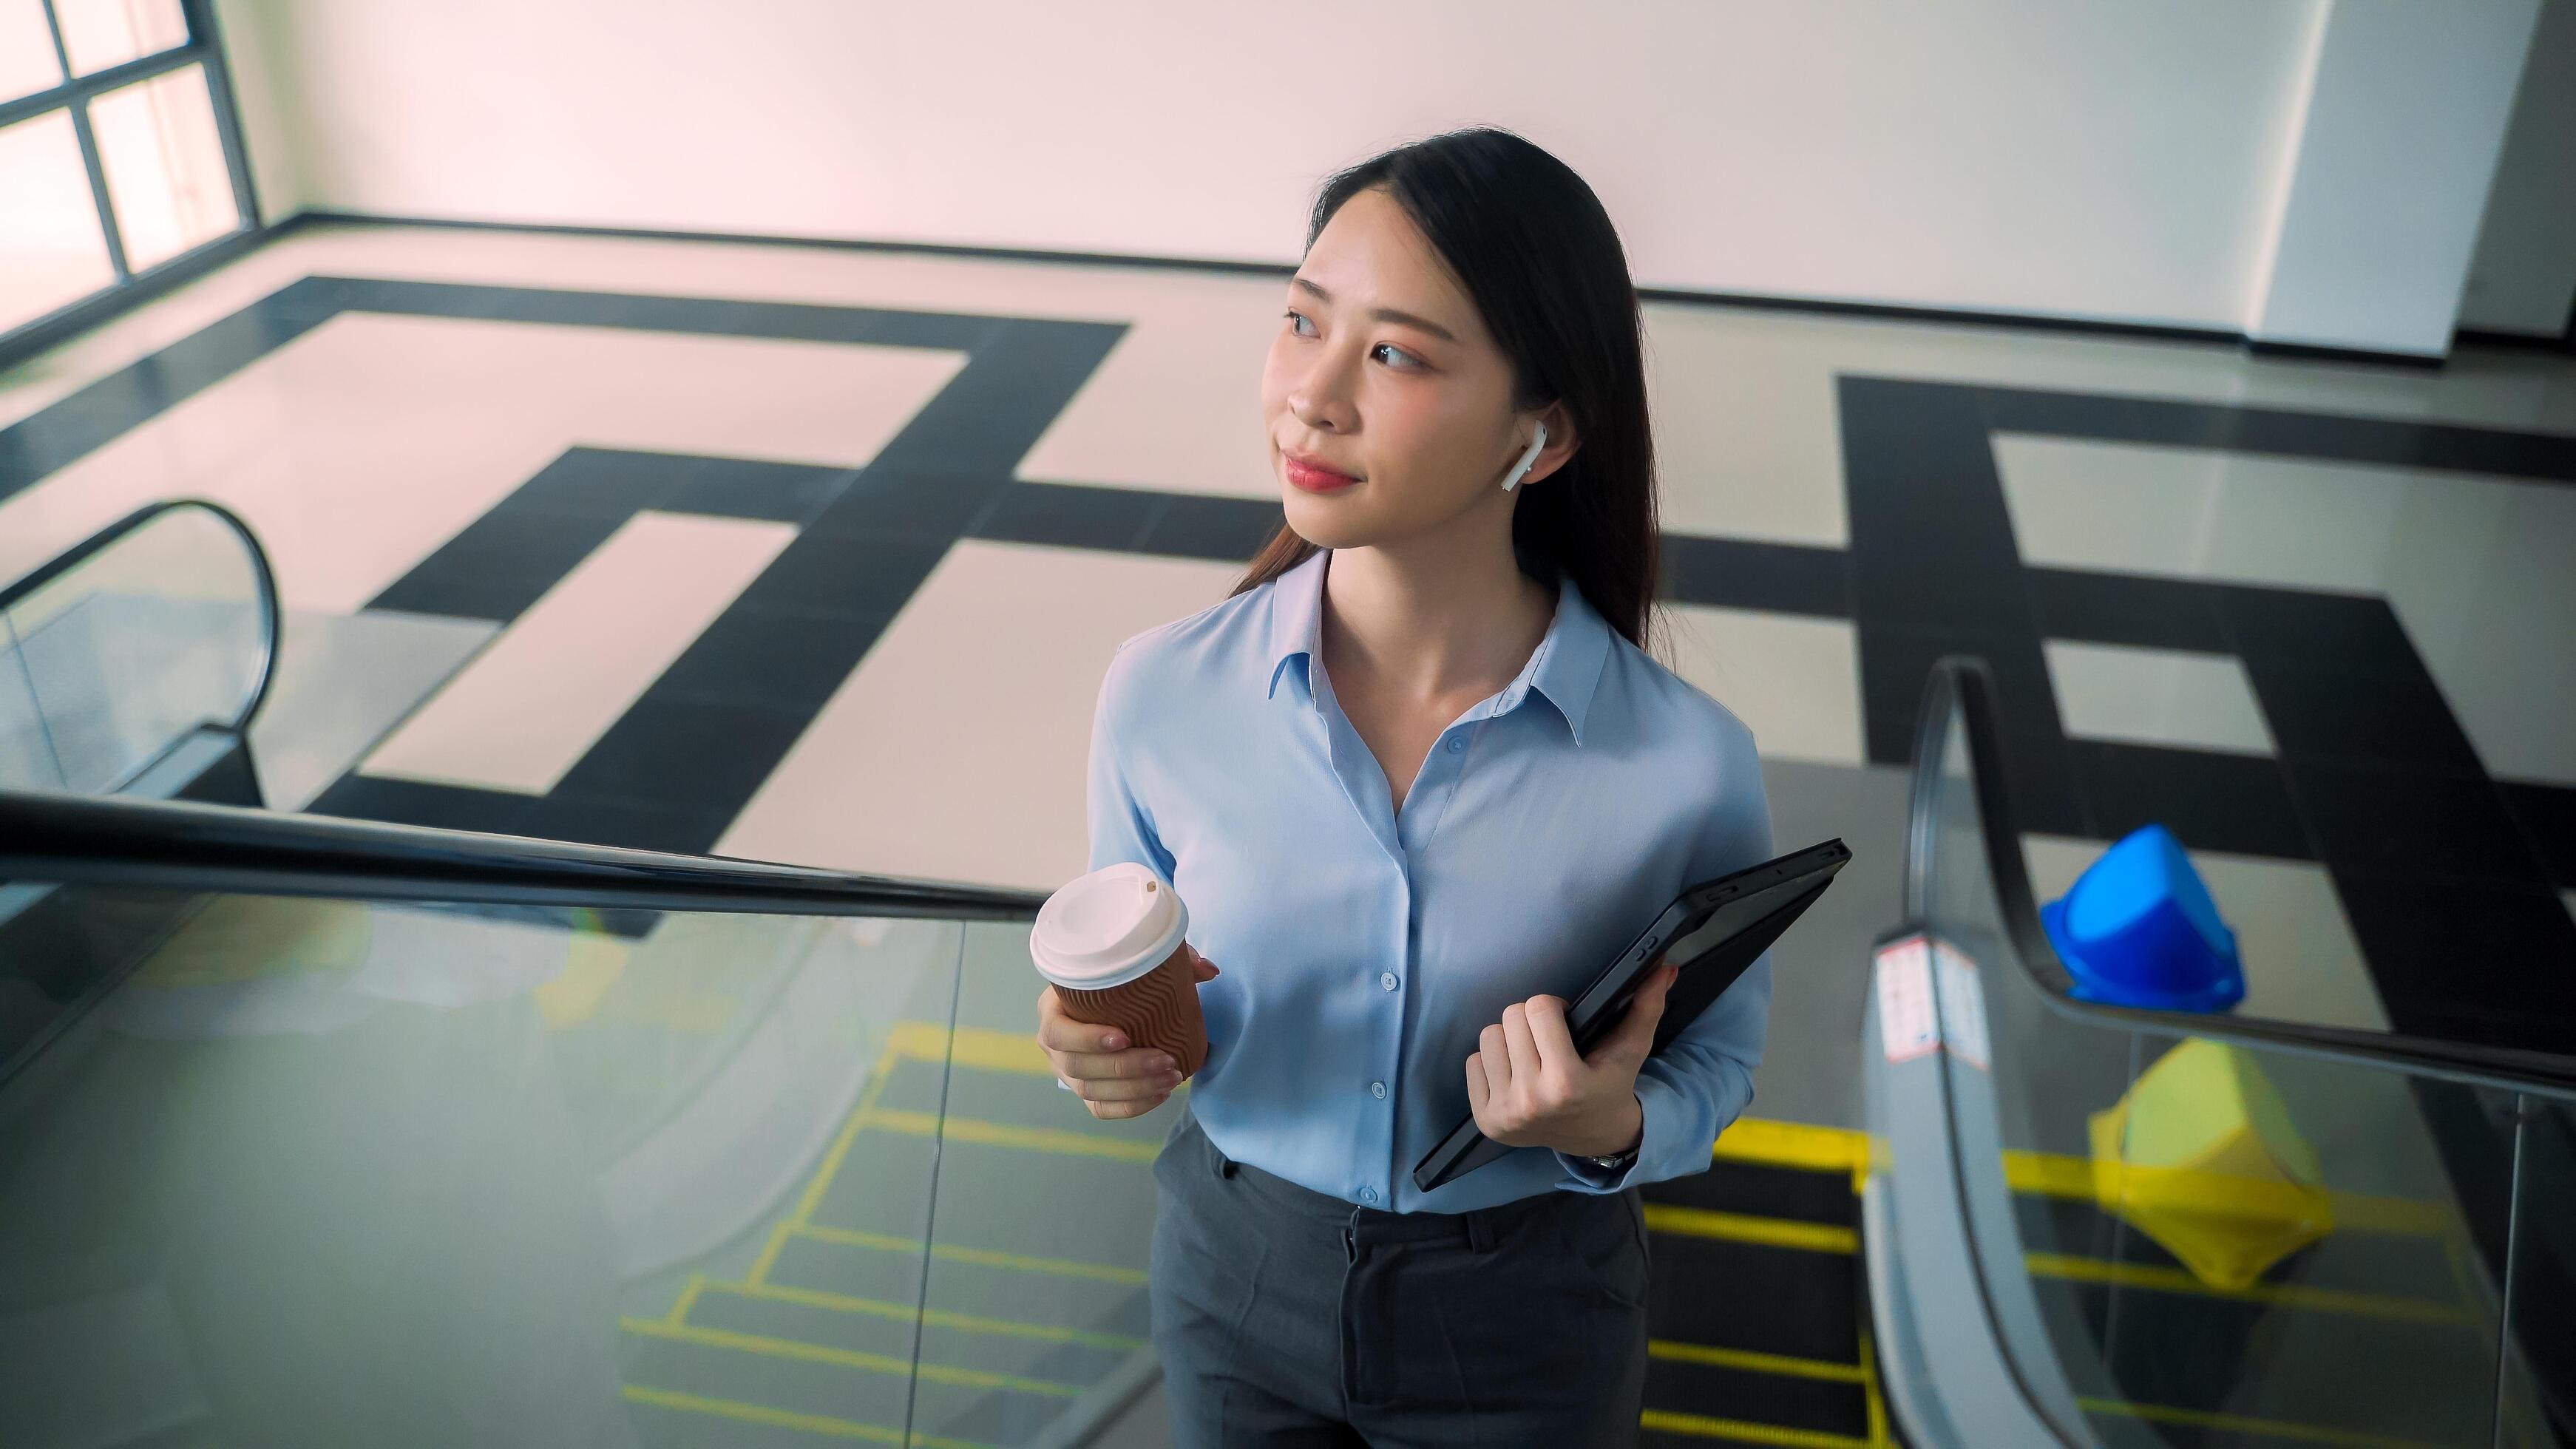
[1054,945,1207,1079]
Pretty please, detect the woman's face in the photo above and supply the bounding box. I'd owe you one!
[1261,186,1557,550]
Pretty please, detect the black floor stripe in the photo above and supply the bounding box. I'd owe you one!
[1974,383,2576,485]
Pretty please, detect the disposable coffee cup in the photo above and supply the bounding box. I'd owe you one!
[1030,862,1209,1079]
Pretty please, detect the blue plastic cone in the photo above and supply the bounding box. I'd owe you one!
[2040,824,2243,1013]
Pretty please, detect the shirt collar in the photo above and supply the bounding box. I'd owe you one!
[1263,548,1612,747]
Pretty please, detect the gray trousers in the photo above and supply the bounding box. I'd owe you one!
[1148,1110,1649,1448]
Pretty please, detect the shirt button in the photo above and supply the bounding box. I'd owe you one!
[1371,1081,1387,1099]
[1360,1186,1378,1204]
[1446,736,1465,753]
[1380,971,1398,991]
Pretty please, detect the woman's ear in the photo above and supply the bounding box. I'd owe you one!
[1518,402,1580,489]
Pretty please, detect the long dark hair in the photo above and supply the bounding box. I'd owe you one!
[1228,128,1660,653]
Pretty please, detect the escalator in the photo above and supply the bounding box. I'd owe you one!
[3,500,281,1075]
[0,790,1146,1448]
[1869,658,2576,1448]
[0,499,278,810]
[2,504,2569,1448]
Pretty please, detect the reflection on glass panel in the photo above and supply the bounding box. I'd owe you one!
[0,889,968,1445]
[1916,681,2535,1448]
[911,920,1164,1445]
[2093,1047,2504,1447]
[89,61,237,271]
[0,615,69,789]
[52,0,186,75]
[0,0,65,103]
[0,110,116,332]
[2501,1095,2576,1445]
[6,505,267,793]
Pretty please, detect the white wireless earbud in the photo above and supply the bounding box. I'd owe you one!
[1500,421,1548,493]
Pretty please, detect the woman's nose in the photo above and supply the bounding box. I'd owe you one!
[1287,357,1358,433]
[1287,391,1347,433]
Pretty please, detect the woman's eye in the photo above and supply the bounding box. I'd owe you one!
[1372,343,1423,370]
[1285,310,1318,338]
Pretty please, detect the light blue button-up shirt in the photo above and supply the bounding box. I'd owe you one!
[1086,547,1773,1213]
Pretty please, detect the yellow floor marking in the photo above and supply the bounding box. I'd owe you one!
[620,1385,999,1448]
[2002,1149,2453,1238]
[1638,1408,1870,1448]
[858,1107,1161,1164]
[796,1224,1150,1286]
[1646,1204,1858,1255]
[2078,1394,2437,1448]
[621,1317,1081,1399]
[2025,1252,2472,1328]
[703,1278,1145,1354]
[1650,1340,1864,1384]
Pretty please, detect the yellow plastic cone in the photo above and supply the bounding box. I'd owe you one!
[2087,1037,2334,1291]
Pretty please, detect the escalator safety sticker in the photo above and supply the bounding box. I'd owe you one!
[1874,935,1939,1064]
[1933,943,1988,1070]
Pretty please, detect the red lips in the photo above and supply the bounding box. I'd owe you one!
[1283,452,1360,493]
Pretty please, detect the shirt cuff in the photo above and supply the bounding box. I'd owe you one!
[1552,1093,1651,1194]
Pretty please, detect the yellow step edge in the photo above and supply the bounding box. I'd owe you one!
[889,1022,1056,1076]
[858,1107,1161,1164]
[1649,1339,1865,1385]
[794,1224,1150,1286]
[1646,1204,1857,1255]
[620,1317,1082,1399]
[1638,1407,1871,1448]
[2024,1252,2472,1328]
[700,1277,1146,1354]
[2078,1394,2438,1449]
[1857,1328,1891,1448]
[620,1384,1000,1449]
[1712,1119,1866,1193]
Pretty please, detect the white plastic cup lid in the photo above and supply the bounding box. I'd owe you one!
[1029,862,1190,991]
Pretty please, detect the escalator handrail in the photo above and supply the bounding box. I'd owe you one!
[0,787,1047,920]
[0,498,285,734]
[1908,655,2576,1099]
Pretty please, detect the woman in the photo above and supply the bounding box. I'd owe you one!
[1037,129,1774,1445]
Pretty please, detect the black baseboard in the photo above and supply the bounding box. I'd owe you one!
[0,222,292,374]
[1630,283,2243,350]
[2455,325,2576,356]
[298,208,1304,279]
[2245,337,2445,370]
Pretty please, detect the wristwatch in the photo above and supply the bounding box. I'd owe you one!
[1582,1145,1639,1173]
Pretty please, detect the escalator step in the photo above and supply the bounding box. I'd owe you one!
[1648,1156,1859,1229]
[1647,1230,1860,1368]
[1644,1350,1871,1441]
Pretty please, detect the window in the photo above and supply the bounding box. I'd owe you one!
[0,0,253,342]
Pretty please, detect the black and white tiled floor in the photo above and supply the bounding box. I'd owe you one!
[4,222,2574,1445]
[6,223,2569,1059]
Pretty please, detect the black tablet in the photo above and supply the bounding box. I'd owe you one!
[1410,838,1851,1193]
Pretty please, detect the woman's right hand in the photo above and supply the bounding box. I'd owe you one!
[1035,946,1217,1121]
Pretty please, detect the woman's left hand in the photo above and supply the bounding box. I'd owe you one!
[1465,963,1675,1159]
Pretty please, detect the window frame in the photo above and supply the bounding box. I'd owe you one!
[0,0,260,353]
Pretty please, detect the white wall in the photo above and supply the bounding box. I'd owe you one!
[210,0,2543,348]
[2459,0,2576,336]
[2251,0,2543,356]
